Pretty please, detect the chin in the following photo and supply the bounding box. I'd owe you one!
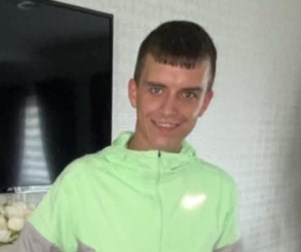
[152,139,181,153]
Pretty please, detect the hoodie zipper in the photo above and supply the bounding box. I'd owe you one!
[156,150,163,252]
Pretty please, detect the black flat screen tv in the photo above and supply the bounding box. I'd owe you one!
[0,0,113,192]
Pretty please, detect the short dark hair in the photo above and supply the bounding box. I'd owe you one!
[133,20,217,90]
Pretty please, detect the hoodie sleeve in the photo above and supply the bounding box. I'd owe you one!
[0,222,61,252]
[214,174,242,252]
[28,170,78,251]
[0,167,78,252]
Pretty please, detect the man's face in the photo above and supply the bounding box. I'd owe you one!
[128,55,213,152]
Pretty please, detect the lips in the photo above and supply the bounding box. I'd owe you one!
[153,120,179,129]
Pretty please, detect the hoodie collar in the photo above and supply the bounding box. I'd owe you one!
[108,132,197,173]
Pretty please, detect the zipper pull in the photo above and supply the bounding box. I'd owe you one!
[158,150,161,157]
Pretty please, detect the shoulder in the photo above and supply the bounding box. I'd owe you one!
[187,157,239,204]
[182,141,237,190]
[193,157,237,186]
[54,146,113,188]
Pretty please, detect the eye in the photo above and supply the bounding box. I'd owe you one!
[149,86,164,95]
[182,91,198,99]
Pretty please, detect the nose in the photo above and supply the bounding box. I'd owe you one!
[159,94,178,116]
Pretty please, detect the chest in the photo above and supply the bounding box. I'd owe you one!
[72,173,221,252]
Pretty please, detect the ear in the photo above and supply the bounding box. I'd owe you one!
[198,90,214,117]
[128,78,138,108]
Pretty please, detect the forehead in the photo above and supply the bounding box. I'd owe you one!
[140,55,211,89]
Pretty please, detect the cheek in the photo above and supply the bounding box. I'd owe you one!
[191,108,201,118]
[136,104,150,122]
[181,102,203,119]
[138,96,161,114]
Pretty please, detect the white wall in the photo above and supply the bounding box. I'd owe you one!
[61,1,301,251]
[2,0,301,251]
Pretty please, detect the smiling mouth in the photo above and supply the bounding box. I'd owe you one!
[153,120,179,129]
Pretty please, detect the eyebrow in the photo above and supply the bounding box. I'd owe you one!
[145,81,166,87]
[182,87,204,92]
[145,81,204,92]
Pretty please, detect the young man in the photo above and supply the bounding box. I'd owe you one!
[3,20,242,252]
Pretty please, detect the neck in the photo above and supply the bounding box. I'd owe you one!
[127,133,182,153]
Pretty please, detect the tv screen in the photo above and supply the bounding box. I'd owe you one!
[0,0,113,192]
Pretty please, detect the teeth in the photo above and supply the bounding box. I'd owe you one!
[155,122,177,128]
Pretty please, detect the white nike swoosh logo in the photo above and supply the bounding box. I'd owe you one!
[182,194,207,210]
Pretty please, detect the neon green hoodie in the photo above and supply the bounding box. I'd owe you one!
[7,132,241,252]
